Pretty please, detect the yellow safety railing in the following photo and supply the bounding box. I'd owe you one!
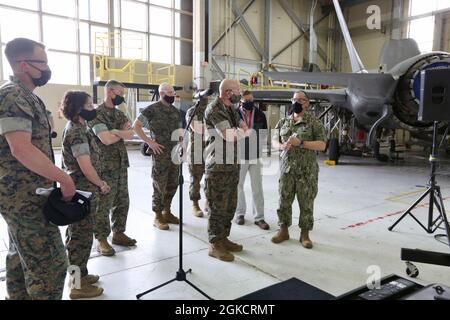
[237,68,294,90]
[237,67,337,92]
[153,65,176,84]
[93,32,176,85]
[93,54,176,85]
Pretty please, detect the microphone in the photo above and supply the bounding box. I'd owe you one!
[194,88,214,100]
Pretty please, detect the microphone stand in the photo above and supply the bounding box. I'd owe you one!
[136,98,212,300]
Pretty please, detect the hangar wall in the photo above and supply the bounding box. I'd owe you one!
[0,63,193,147]
[441,14,450,52]
[209,0,332,78]
[341,0,394,72]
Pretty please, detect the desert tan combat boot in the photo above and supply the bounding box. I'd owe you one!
[300,229,313,249]
[271,225,290,244]
[192,200,204,217]
[112,232,137,246]
[96,238,115,256]
[162,204,180,224]
[154,211,169,230]
[82,274,100,285]
[222,238,243,252]
[208,239,234,262]
[70,283,104,299]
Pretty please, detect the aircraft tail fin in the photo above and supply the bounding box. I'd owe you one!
[332,0,367,73]
[378,39,421,72]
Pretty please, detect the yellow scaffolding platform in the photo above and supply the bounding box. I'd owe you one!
[92,31,176,86]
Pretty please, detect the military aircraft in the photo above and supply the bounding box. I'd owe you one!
[257,0,450,159]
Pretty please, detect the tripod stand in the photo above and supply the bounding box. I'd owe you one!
[388,121,450,247]
[136,99,212,300]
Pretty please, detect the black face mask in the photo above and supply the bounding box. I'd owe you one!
[242,101,254,111]
[292,102,303,114]
[164,95,175,105]
[79,109,97,121]
[112,95,125,106]
[230,94,241,104]
[28,64,52,87]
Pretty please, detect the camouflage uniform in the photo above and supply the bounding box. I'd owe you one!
[273,112,326,230]
[204,97,243,243]
[186,100,207,201]
[88,103,130,239]
[138,101,182,212]
[0,77,67,300]
[62,121,103,277]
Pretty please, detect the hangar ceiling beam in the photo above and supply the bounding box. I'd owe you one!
[321,0,373,14]
[230,0,265,58]
[210,56,226,79]
[391,0,403,40]
[275,0,332,68]
[272,12,330,61]
[211,0,255,51]
[263,0,272,70]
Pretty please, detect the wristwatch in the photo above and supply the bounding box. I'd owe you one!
[299,140,305,148]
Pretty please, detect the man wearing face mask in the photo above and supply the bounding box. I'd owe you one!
[234,90,269,230]
[0,38,74,299]
[204,79,250,262]
[271,91,326,249]
[133,83,182,231]
[88,80,136,256]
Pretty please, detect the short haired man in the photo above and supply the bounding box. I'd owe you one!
[204,79,250,262]
[133,83,183,230]
[88,79,137,256]
[234,90,269,230]
[0,38,72,299]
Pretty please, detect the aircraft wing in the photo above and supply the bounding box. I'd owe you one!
[251,88,347,106]
[265,71,397,99]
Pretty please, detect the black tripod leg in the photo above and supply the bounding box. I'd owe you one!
[136,278,177,299]
[431,193,444,231]
[435,188,450,247]
[136,102,213,300]
[433,195,443,217]
[389,188,431,231]
[184,279,214,300]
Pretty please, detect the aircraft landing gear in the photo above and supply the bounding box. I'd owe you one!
[328,138,340,164]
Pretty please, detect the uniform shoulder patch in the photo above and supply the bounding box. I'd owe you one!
[0,86,34,118]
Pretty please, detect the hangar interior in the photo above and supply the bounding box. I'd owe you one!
[0,0,450,300]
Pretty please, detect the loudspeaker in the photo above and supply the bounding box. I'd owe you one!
[419,68,450,121]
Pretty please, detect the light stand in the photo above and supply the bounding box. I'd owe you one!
[136,99,212,300]
[388,121,450,247]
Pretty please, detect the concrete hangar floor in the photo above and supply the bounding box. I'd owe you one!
[1,148,449,299]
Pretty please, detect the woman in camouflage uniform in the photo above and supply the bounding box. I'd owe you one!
[61,91,110,299]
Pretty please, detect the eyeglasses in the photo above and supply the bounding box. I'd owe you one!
[291,98,308,103]
[16,59,48,65]
[112,89,125,96]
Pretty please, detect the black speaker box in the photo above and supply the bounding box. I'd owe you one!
[419,68,450,122]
